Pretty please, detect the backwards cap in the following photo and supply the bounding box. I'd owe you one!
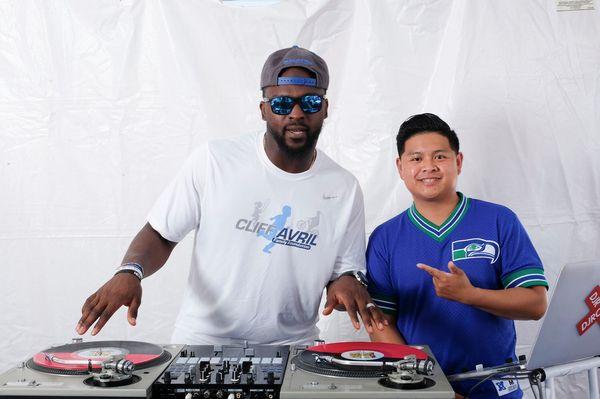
[260,46,329,90]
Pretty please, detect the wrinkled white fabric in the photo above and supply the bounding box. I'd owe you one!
[1,1,599,397]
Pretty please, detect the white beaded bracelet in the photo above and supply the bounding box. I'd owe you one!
[115,262,144,281]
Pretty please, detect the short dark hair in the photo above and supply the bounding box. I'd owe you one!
[396,113,459,156]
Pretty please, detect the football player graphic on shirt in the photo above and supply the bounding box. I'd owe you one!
[258,205,291,253]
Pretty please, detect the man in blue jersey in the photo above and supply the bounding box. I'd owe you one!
[366,113,548,399]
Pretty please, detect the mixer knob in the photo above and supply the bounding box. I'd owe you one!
[265,371,275,385]
[222,360,230,371]
[199,369,210,382]
[164,371,171,383]
[199,361,211,371]
[231,366,241,382]
[215,370,224,383]
[246,374,254,385]
[241,360,252,374]
[184,372,193,384]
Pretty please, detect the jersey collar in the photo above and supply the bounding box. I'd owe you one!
[407,192,470,242]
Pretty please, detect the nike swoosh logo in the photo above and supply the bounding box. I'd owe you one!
[323,194,338,200]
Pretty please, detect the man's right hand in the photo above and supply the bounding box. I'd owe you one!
[76,272,142,336]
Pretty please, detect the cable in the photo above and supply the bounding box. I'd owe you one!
[494,372,532,379]
[465,370,545,399]
[528,377,539,399]
[464,370,506,399]
[452,362,546,399]
[528,369,546,399]
[537,380,545,399]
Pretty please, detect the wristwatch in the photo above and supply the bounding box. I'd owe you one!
[339,270,368,288]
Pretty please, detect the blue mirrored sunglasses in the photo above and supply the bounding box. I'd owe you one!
[263,94,325,115]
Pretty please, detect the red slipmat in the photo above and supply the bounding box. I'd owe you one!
[307,341,428,360]
[29,341,166,373]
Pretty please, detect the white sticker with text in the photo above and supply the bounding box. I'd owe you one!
[492,378,519,396]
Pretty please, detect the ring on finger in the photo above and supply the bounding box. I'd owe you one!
[366,303,376,310]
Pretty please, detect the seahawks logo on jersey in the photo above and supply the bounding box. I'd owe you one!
[452,238,500,264]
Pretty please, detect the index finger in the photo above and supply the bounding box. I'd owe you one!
[322,290,340,316]
[91,304,120,336]
[81,293,97,314]
[417,263,446,278]
[341,300,361,330]
[77,294,100,334]
[356,303,374,334]
[77,301,107,335]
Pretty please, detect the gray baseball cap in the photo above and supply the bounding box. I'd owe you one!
[260,46,329,90]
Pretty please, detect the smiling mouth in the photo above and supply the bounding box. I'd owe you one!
[418,177,441,184]
[285,126,308,138]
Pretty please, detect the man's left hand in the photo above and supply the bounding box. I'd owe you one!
[417,261,477,304]
[322,275,387,332]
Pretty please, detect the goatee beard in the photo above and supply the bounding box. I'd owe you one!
[267,125,321,158]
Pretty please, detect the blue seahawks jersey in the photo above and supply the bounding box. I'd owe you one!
[367,193,548,398]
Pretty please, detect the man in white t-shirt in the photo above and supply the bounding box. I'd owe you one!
[76,46,386,344]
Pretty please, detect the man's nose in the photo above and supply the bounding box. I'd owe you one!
[421,157,438,171]
[288,102,305,119]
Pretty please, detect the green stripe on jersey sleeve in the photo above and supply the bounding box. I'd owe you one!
[502,267,548,289]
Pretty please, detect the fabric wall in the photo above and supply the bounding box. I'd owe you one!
[1,1,599,397]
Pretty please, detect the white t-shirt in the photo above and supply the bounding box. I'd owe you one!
[148,132,366,345]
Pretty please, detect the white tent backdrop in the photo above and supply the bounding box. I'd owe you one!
[1,1,599,397]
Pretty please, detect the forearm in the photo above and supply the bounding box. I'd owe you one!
[465,285,547,320]
[368,315,406,344]
[121,223,177,278]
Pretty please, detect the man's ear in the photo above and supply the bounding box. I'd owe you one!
[260,101,266,121]
[323,97,329,119]
[396,157,404,180]
[456,152,463,175]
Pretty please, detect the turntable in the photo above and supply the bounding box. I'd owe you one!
[279,342,455,398]
[0,340,455,398]
[0,339,183,398]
